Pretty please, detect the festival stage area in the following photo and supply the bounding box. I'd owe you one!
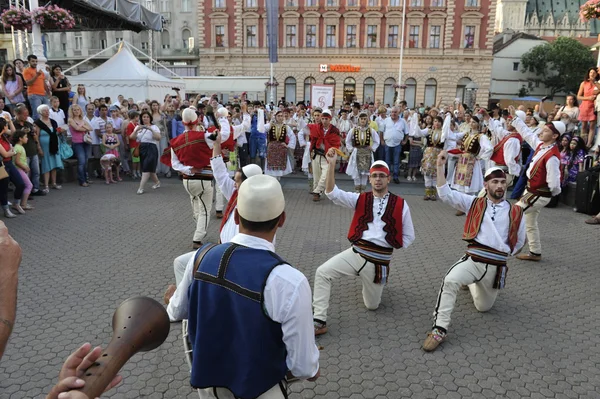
[0,177,597,398]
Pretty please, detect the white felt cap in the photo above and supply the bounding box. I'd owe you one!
[515,110,527,122]
[550,121,566,135]
[241,164,262,179]
[238,175,285,222]
[321,109,332,117]
[216,107,229,118]
[182,108,198,124]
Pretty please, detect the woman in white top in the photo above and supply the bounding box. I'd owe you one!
[129,110,161,194]
[555,95,580,135]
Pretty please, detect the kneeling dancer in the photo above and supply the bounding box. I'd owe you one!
[423,151,525,352]
[313,151,415,336]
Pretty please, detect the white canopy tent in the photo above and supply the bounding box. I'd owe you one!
[69,44,185,103]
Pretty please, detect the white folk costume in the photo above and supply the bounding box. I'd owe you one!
[424,168,526,352]
[305,109,342,198]
[512,118,563,259]
[212,108,251,214]
[313,161,415,334]
[167,161,262,322]
[168,109,215,247]
[410,113,451,199]
[345,122,380,191]
[449,119,493,194]
[258,110,297,178]
[487,117,522,186]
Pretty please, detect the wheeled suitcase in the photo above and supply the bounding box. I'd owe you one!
[575,166,600,215]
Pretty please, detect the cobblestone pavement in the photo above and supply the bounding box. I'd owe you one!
[0,175,598,399]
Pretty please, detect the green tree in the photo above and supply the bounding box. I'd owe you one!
[520,36,595,96]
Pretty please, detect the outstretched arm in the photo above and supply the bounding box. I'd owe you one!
[435,151,475,213]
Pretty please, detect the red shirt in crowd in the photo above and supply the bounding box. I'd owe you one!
[127,122,139,149]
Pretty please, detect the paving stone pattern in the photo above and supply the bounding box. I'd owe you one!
[0,177,598,399]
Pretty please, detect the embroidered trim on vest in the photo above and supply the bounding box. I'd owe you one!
[269,124,287,142]
[172,131,207,152]
[462,197,487,242]
[507,202,523,252]
[381,194,403,248]
[220,190,238,234]
[427,129,444,148]
[349,192,374,242]
[352,127,372,147]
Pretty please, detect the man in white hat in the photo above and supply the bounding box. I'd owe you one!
[168,108,214,250]
[508,106,563,262]
[312,151,415,336]
[306,108,342,201]
[422,151,526,352]
[163,133,263,322]
[480,109,523,188]
[188,175,320,398]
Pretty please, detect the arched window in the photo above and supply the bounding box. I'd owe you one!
[182,29,192,49]
[404,78,417,109]
[285,77,296,103]
[344,77,356,102]
[161,30,170,49]
[456,77,472,104]
[424,78,437,107]
[363,77,376,104]
[324,76,335,85]
[383,77,396,106]
[304,77,315,103]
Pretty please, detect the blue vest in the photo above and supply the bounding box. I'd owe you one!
[188,243,288,399]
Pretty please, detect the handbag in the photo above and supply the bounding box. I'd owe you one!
[0,161,8,180]
[83,132,92,144]
[59,136,73,160]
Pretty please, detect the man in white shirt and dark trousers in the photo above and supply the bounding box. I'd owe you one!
[509,106,564,262]
[188,174,320,398]
[313,154,415,336]
[382,106,408,184]
[423,151,526,352]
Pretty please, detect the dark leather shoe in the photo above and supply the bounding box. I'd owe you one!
[312,193,321,202]
[193,241,203,249]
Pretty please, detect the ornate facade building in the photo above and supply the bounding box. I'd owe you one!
[495,0,600,38]
[199,0,496,107]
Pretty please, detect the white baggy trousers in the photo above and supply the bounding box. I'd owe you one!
[313,248,385,322]
[516,190,551,255]
[183,179,214,243]
[432,255,499,330]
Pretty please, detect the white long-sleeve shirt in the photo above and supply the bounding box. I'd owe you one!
[345,127,380,152]
[325,186,415,249]
[436,184,526,256]
[382,117,408,147]
[511,118,561,196]
[487,119,522,176]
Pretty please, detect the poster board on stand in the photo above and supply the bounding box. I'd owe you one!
[311,84,335,110]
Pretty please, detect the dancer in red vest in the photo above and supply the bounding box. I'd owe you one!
[168,108,214,250]
[423,151,526,352]
[307,109,341,202]
[482,110,522,187]
[509,106,564,262]
[312,152,415,336]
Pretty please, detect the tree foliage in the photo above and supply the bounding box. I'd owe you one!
[520,36,595,95]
